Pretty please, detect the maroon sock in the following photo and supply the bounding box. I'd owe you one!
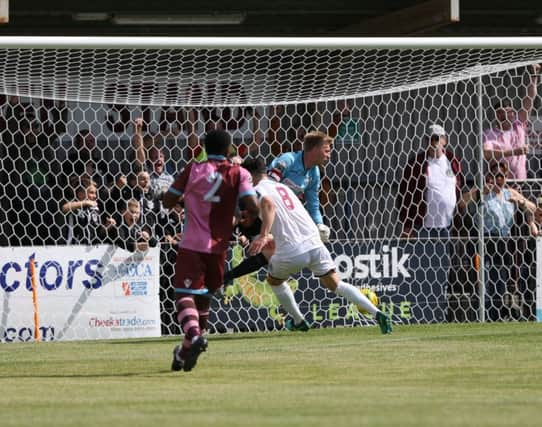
[176,296,200,359]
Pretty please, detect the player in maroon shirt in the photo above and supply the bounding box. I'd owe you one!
[163,129,259,372]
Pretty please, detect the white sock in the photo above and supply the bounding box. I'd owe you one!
[271,282,305,324]
[335,281,379,316]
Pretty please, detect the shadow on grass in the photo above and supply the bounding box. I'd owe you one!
[0,370,177,378]
[109,332,290,345]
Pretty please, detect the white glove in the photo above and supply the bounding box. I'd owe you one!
[317,223,330,243]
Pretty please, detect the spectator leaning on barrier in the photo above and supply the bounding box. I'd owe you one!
[459,162,540,238]
[104,170,156,230]
[483,63,541,181]
[398,123,464,239]
[113,198,158,253]
[459,162,541,320]
[61,179,116,245]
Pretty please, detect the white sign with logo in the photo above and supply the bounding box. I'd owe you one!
[0,245,161,342]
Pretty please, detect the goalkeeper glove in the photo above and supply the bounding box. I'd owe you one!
[317,223,330,243]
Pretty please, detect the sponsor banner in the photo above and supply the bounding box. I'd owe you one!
[0,245,161,342]
[537,237,542,321]
[331,239,449,323]
[212,240,448,329]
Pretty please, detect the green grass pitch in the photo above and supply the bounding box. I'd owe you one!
[1,323,541,427]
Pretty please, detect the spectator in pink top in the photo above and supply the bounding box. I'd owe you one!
[483,64,540,181]
[163,129,259,372]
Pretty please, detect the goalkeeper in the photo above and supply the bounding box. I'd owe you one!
[223,130,332,288]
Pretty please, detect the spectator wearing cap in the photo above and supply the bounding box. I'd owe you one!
[484,64,540,181]
[397,124,464,239]
[397,123,464,322]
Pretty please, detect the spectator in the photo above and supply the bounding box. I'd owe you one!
[38,98,67,144]
[148,146,175,195]
[267,105,287,156]
[9,118,59,190]
[104,84,131,134]
[61,180,116,245]
[484,64,541,181]
[63,129,109,195]
[108,171,157,229]
[130,117,155,174]
[159,107,185,137]
[147,146,176,238]
[398,124,463,239]
[201,83,264,155]
[267,105,307,156]
[333,99,362,144]
[158,204,185,246]
[3,117,61,245]
[459,162,540,237]
[133,117,175,199]
[459,162,540,320]
[4,96,35,137]
[397,123,463,322]
[113,199,158,253]
[108,118,172,232]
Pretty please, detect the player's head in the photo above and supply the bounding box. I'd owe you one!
[241,157,267,184]
[303,131,333,167]
[493,99,515,130]
[204,129,232,157]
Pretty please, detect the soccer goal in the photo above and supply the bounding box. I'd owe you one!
[1,36,542,341]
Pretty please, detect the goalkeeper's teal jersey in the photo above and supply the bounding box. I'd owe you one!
[268,151,323,225]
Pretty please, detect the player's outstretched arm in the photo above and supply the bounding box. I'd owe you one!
[249,196,274,256]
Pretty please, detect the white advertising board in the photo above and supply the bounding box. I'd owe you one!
[0,245,161,342]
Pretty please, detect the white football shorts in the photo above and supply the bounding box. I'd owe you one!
[268,245,336,280]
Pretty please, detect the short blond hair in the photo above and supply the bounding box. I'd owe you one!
[303,130,333,152]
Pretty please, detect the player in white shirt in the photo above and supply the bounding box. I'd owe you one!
[242,158,392,334]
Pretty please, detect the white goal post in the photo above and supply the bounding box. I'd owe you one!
[1,36,542,341]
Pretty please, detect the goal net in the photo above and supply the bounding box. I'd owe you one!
[1,37,542,341]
